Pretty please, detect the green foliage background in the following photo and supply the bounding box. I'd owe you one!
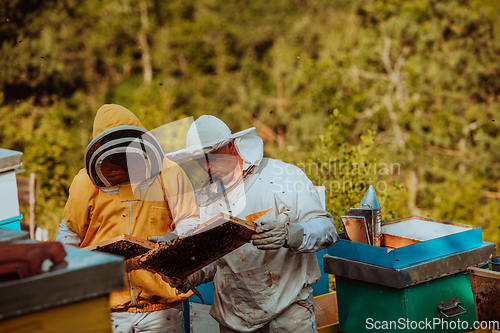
[1,0,499,245]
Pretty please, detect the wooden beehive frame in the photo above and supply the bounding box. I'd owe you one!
[468,267,500,322]
[181,213,256,237]
[83,234,159,259]
[138,213,256,279]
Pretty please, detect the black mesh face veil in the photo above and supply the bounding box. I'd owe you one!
[85,125,164,188]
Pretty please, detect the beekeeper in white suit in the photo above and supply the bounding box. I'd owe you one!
[165,115,339,333]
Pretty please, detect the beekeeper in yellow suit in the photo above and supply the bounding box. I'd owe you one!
[165,115,339,333]
[55,104,199,333]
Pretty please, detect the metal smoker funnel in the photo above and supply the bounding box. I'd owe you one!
[357,185,382,246]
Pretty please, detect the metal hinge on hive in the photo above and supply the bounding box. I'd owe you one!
[437,297,467,318]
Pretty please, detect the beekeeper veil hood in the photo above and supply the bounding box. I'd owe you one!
[165,115,263,207]
[167,115,263,170]
[85,104,164,188]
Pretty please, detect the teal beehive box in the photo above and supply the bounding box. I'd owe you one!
[0,148,23,231]
[330,216,484,269]
[325,187,495,333]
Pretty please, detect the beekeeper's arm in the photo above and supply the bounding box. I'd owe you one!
[251,166,338,252]
[149,159,200,245]
[55,220,82,247]
[55,170,95,247]
[168,261,218,293]
[163,159,200,234]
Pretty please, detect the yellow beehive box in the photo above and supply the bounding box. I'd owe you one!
[0,296,111,333]
[314,291,339,333]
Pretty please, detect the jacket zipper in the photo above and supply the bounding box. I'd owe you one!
[125,200,140,312]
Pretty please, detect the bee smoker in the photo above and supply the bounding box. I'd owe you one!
[341,185,382,246]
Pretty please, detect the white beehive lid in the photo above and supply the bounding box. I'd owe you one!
[0,148,23,173]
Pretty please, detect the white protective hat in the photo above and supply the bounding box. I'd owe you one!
[166,115,263,171]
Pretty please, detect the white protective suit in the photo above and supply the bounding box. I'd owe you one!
[168,120,339,332]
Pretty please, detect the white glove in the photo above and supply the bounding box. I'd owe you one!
[251,221,304,250]
[148,232,178,246]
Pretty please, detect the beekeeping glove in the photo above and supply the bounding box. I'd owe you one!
[251,221,304,250]
[127,257,142,271]
[168,277,191,294]
[168,270,203,294]
[147,231,178,246]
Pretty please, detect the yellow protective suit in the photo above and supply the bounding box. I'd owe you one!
[63,104,197,312]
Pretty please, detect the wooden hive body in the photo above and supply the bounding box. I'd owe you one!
[139,213,256,279]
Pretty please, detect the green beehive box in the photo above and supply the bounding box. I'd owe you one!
[336,273,477,333]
